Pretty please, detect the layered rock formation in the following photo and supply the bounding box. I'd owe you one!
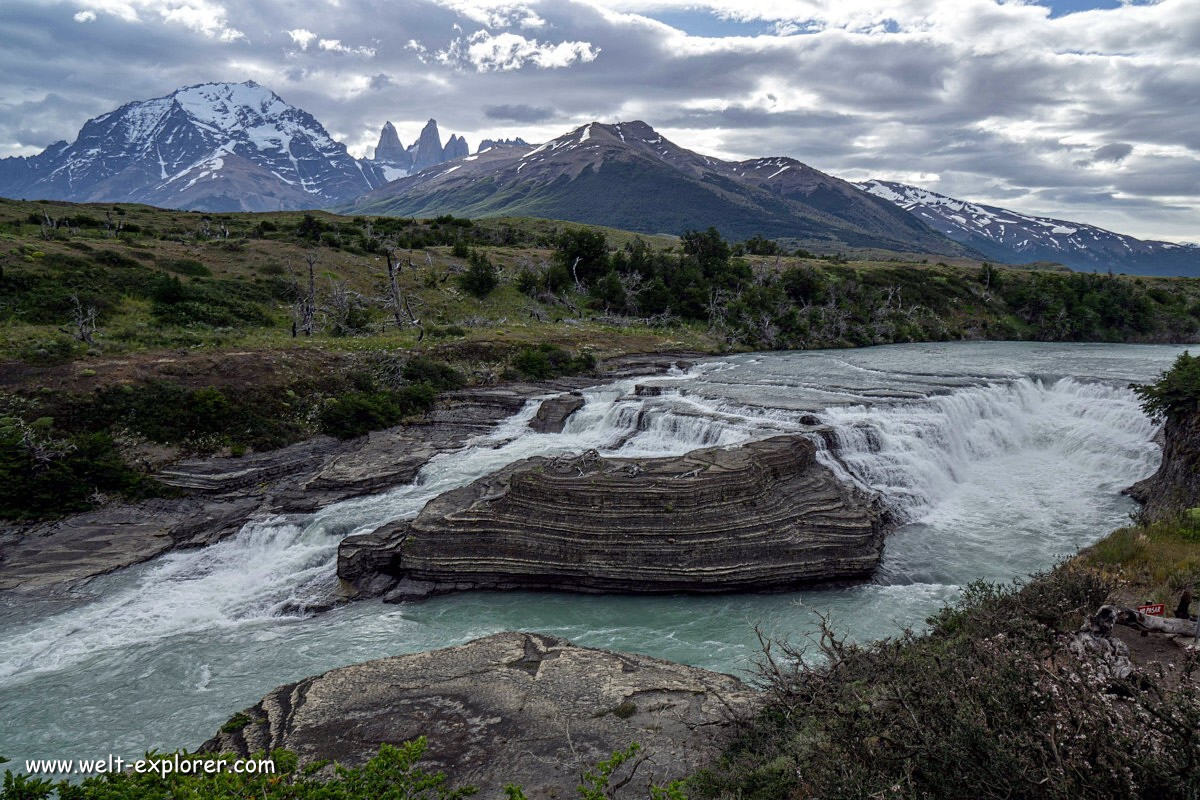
[1126,407,1200,520]
[527,391,585,433]
[0,353,701,596]
[338,434,890,600]
[201,631,756,796]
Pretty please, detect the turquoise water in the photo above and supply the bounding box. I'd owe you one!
[0,341,1186,767]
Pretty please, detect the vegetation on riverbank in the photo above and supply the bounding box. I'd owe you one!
[694,566,1199,799]
[3,198,1198,521]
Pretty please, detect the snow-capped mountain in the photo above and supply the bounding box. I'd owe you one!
[0,81,384,211]
[351,120,968,255]
[859,180,1200,276]
[370,119,469,182]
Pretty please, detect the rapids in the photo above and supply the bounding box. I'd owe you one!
[0,341,1186,766]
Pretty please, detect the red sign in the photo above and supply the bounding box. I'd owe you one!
[1137,603,1165,617]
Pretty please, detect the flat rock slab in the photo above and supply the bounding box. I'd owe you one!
[0,497,259,594]
[201,631,756,798]
[339,434,890,600]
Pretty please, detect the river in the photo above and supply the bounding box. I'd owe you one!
[0,341,1187,767]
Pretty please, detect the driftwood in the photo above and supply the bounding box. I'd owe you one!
[1102,604,1198,649]
[1105,604,1198,636]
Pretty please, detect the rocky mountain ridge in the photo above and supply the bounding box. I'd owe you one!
[351,120,971,254]
[859,179,1200,276]
[0,81,384,212]
[371,118,469,181]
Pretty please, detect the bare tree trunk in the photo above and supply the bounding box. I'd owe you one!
[302,250,318,336]
[384,246,424,341]
[58,293,98,345]
[1106,604,1198,637]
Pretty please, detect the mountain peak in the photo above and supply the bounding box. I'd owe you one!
[859,179,1199,275]
[0,81,379,211]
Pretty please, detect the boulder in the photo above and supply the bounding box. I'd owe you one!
[339,435,890,600]
[528,392,585,433]
[200,632,756,797]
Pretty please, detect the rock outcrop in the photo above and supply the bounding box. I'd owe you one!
[1126,407,1200,520]
[0,353,704,596]
[338,434,890,600]
[528,391,585,433]
[201,631,756,796]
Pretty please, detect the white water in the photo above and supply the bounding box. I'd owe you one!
[0,342,1185,766]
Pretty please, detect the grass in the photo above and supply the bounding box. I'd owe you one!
[1078,514,1200,604]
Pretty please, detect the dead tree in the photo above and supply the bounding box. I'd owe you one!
[301,250,318,336]
[58,293,98,346]
[383,246,424,341]
[39,211,59,240]
[324,278,370,337]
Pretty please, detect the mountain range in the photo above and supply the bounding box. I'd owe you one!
[350,120,967,256]
[0,81,1195,275]
[859,180,1199,277]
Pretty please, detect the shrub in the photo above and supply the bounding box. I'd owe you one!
[512,344,595,380]
[402,357,465,391]
[693,567,1200,800]
[162,258,212,277]
[1132,351,1200,422]
[0,420,156,520]
[459,250,498,298]
[319,385,436,439]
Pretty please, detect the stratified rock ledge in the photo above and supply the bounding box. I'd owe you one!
[201,632,756,796]
[338,434,890,600]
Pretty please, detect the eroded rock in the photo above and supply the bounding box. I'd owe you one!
[529,392,585,433]
[200,632,756,797]
[339,435,890,600]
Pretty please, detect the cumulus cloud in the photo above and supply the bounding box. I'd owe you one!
[317,38,376,57]
[461,30,599,71]
[287,28,315,50]
[73,10,97,22]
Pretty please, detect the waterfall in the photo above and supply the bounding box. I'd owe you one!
[0,343,1180,767]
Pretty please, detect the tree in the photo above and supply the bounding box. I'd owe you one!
[554,228,609,285]
[459,249,498,298]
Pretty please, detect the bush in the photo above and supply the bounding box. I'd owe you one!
[693,567,1200,800]
[402,357,465,391]
[459,250,498,298]
[512,344,595,380]
[1132,351,1200,422]
[319,385,436,439]
[161,258,212,277]
[0,420,156,520]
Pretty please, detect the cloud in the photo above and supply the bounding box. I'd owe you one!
[484,103,555,122]
[287,28,315,50]
[317,38,376,57]
[1093,142,1135,163]
[73,10,97,22]
[419,29,599,71]
[0,0,1198,240]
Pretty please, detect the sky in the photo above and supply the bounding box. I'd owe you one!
[0,0,1197,242]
